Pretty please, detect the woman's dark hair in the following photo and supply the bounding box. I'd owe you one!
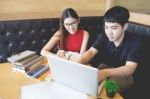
[104,6,130,26]
[57,8,79,50]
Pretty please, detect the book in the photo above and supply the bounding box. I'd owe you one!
[15,54,39,66]
[25,60,43,72]
[33,66,49,78]
[37,70,50,80]
[14,56,44,70]
[7,50,36,63]
[27,65,46,76]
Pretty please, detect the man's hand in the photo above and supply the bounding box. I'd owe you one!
[99,69,109,82]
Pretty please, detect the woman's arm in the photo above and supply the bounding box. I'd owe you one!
[40,31,61,56]
[80,30,89,54]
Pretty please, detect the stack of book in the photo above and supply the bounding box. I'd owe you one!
[7,50,50,80]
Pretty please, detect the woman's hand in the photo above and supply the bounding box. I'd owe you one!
[56,50,66,58]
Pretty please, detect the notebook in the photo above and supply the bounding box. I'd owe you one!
[47,55,100,96]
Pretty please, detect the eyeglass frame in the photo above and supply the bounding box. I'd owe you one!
[63,20,79,27]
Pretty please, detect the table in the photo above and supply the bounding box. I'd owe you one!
[0,60,123,99]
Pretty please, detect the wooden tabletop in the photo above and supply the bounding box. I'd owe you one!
[0,63,39,99]
[0,60,123,99]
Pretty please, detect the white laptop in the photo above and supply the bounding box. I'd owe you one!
[47,55,99,96]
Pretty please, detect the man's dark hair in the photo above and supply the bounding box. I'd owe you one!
[104,6,130,26]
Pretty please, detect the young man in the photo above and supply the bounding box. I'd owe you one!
[78,6,143,92]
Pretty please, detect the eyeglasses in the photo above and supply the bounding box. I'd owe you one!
[64,21,78,27]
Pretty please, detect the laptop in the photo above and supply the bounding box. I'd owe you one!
[47,55,100,96]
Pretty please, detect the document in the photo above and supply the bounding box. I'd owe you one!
[21,81,88,99]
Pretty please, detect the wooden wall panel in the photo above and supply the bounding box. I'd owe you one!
[105,0,150,25]
[115,0,150,14]
[0,0,106,20]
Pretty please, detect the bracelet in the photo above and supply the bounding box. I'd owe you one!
[67,54,70,60]
[66,53,72,60]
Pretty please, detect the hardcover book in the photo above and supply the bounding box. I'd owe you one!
[7,50,36,63]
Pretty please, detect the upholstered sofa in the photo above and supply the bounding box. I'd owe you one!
[0,16,149,98]
[0,17,104,62]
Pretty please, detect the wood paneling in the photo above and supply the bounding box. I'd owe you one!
[105,0,150,25]
[0,0,106,20]
[129,12,150,26]
[115,0,150,14]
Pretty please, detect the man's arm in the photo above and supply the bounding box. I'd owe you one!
[99,61,138,81]
[107,61,138,76]
[78,47,98,65]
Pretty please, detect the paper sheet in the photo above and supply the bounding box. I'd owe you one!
[21,81,87,99]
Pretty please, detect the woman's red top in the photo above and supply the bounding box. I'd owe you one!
[65,29,84,52]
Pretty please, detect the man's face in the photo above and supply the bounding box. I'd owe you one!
[104,22,124,42]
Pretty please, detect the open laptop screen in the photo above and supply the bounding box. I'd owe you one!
[47,55,99,96]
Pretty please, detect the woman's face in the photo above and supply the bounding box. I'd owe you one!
[63,17,79,35]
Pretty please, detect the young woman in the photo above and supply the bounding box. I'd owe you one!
[41,8,89,58]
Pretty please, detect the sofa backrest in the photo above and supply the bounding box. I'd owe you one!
[0,18,58,62]
[127,22,150,38]
[0,16,149,63]
[0,16,103,62]
[127,22,150,72]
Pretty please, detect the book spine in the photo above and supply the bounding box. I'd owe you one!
[13,57,43,70]
[22,56,44,69]
[27,65,45,76]
[37,70,50,80]
[15,55,39,65]
[7,50,36,63]
[33,66,49,78]
[27,65,46,76]
[25,61,42,72]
